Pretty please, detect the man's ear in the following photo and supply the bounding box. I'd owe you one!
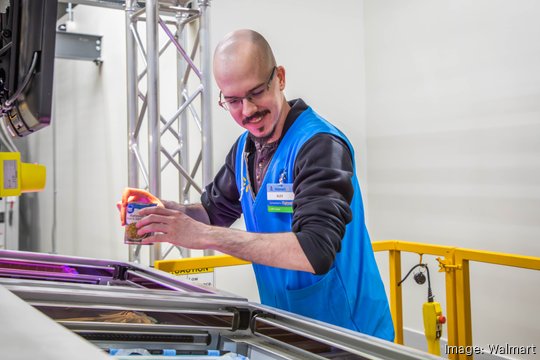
[276,66,286,90]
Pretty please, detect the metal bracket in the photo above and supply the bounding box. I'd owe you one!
[55,31,103,65]
[436,257,461,272]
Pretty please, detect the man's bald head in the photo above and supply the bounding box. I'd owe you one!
[213,29,276,80]
[213,29,290,144]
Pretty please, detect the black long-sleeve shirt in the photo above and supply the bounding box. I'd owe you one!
[201,99,354,274]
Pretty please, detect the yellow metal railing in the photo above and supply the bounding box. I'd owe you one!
[452,248,540,359]
[372,241,457,349]
[155,241,540,360]
[373,240,540,360]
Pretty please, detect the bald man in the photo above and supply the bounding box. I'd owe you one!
[136,29,394,341]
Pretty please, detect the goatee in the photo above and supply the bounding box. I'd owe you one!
[249,122,278,144]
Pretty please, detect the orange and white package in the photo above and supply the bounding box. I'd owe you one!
[119,188,163,244]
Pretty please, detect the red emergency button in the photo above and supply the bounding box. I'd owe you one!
[438,315,446,324]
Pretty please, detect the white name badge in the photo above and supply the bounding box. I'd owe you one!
[267,183,294,213]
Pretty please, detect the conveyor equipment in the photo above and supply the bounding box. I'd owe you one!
[0,250,442,360]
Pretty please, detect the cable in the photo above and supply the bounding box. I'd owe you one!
[0,41,11,57]
[2,51,38,110]
[425,264,434,302]
[398,262,434,303]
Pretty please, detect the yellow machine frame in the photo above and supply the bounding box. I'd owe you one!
[155,241,540,360]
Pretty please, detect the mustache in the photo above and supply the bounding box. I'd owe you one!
[242,110,270,126]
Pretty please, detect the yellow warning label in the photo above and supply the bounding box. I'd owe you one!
[171,267,214,275]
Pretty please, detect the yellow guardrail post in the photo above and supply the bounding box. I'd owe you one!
[389,246,403,344]
[373,240,403,344]
[453,249,540,360]
[454,254,472,360]
[437,254,459,360]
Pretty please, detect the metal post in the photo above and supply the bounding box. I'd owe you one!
[389,249,403,344]
[455,255,473,360]
[176,13,190,259]
[146,0,161,264]
[198,0,213,256]
[198,0,212,188]
[125,0,139,262]
[177,15,189,205]
[445,255,459,360]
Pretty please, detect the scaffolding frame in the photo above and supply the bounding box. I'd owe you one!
[125,0,213,264]
[61,0,214,264]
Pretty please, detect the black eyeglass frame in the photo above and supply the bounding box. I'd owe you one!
[218,66,277,111]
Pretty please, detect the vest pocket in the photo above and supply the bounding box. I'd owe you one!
[284,267,356,330]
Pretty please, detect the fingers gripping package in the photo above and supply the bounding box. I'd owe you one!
[120,188,163,245]
[124,201,157,244]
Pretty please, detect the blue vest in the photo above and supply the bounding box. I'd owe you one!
[234,107,394,341]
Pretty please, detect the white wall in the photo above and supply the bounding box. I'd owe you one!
[364,0,540,358]
[29,6,128,259]
[21,0,539,358]
[210,0,368,186]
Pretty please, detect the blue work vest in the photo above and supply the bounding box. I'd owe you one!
[234,107,394,341]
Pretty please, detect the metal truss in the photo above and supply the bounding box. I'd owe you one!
[57,0,213,264]
[124,0,213,264]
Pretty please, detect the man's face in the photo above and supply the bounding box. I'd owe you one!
[215,63,285,143]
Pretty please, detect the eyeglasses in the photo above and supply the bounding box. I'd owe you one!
[218,67,277,111]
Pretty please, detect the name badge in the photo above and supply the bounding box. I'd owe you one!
[267,183,294,213]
